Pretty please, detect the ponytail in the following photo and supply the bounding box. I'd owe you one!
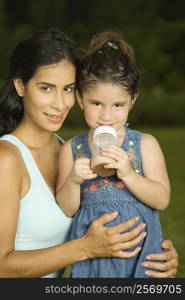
[87,31,134,61]
[76,31,139,98]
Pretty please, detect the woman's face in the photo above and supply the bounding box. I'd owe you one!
[15,60,76,133]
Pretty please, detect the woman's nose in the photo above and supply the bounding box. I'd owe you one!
[52,92,66,111]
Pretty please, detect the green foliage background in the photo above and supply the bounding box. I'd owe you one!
[0,0,185,127]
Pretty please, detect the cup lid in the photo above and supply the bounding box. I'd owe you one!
[93,126,118,139]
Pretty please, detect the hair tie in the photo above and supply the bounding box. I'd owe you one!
[107,41,119,50]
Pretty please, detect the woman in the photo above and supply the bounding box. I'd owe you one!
[0,28,178,278]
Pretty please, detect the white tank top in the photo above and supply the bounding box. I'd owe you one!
[0,134,72,278]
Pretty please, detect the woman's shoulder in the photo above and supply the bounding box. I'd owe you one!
[0,140,23,169]
[0,141,23,206]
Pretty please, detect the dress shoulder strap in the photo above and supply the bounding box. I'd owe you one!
[71,132,88,160]
[123,127,143,175]
[124,127,141,152]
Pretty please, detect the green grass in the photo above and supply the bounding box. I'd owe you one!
[58,126,185,278]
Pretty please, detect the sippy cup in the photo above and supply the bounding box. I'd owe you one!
[91,126,118,177]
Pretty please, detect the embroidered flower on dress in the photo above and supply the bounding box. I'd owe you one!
[81,177,126,194]
[88,183,99,192]
[113,182,126,189]
[99,179,114,191]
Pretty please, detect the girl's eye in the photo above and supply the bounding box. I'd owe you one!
[92,102,101,106]
[114,104,124,108]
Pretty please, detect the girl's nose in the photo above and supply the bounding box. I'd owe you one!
[101,107,112,121]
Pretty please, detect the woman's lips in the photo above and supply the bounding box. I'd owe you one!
[44,113,63,123]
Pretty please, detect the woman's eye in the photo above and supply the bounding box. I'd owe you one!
[40,86,51,93]
[64,86,75,92]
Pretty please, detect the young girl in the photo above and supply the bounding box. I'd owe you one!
[56,32,171,278]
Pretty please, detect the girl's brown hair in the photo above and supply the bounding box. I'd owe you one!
[76,31,139,98]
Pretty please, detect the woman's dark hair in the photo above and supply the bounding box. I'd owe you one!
[0,28,79,136]
[76,31,139,98]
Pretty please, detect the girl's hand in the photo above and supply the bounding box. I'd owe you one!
[70,157,97,184]
[102,145,132,180]
[82,212,147,259]
[142,240,178,278]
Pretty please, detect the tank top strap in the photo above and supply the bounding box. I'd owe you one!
[54,133,65,144]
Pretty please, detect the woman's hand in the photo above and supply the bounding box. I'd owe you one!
[82,211,147,259]
[142,240,178,278]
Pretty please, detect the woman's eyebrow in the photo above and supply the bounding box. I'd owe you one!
[36,82,56,87]
[36,82,76,87]
[64,82,76,88]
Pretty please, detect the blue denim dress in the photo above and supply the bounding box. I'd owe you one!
[69,126,163,277]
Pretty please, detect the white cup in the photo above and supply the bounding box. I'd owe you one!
[91,126,118,177]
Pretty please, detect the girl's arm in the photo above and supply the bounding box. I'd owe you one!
[56,139,81,216]
[126,133,170,210]
[103,133,170,210]
[56,139,97,217]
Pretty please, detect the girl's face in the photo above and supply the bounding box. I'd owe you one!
[78,82,136,135]
[14,60,76,133]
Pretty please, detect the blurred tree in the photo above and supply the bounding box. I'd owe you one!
[157,0,185,21]
[28,0,66,30]
[1,0,185,125]
[4,0,30,26]
[0,0,11,81]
